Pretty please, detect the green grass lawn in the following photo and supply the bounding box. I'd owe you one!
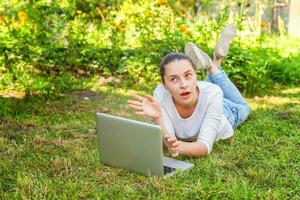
[0,84,299,199]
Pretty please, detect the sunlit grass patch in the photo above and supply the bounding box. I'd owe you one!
[282,87,300,95]
[0,90,25,99]
[247,86,300,111]
[0,85,299,199]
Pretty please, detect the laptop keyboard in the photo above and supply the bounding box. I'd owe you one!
[163,165,176,174]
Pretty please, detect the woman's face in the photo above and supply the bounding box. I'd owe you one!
[163,59,198,107]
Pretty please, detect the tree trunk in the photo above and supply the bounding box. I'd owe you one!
[255,0,262,35]
[288,0,300,38]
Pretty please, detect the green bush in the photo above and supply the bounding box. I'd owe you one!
[0,0,299,97]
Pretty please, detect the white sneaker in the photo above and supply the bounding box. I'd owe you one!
[214,23,237,58]
[184,42,213,70]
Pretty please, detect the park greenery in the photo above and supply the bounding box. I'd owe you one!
[0,0,299,199]
[0,0,299,97]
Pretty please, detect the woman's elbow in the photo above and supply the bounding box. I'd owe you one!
[191,142,209,157]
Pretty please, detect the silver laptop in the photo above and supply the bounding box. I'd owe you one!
[96,112,194,177]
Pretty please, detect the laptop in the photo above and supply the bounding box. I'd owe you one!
[96,112,194,177]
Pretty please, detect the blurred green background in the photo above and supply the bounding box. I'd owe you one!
[0,0,299,97]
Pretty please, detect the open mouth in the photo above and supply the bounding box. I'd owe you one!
[180,91,191,99]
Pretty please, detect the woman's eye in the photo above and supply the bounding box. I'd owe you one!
[186,73,192,78]
[170,78,177,82]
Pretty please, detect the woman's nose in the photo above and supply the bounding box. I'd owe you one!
[180,79,188,88]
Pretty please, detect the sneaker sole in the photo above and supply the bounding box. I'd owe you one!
[215,24,236,57]
[185,42,206,69]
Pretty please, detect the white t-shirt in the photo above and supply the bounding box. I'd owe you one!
[153,81,234,154]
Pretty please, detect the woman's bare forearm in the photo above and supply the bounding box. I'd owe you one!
[177,141,208,157]
[154,116,208,157]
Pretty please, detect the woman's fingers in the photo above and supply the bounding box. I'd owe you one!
[171,146,178,152]
[127,100,142,106]
[172,141,179,148]
[136,111,144,115]
[172,152,179,157]
[164,136,178,148]
[128,104,143,111]
[128,98,144,111]
[163,135,171,143]
[164,136,179,157]
[164,134,170,140]
[132,94,145,101]
[146,95,155,102]
[167,137,176,143]
[171,142,179,152]
[164,137,179,157]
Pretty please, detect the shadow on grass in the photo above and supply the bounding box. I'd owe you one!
[0,86,300,199]
[0,89,131,141]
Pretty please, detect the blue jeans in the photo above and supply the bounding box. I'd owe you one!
[206,70,250,128]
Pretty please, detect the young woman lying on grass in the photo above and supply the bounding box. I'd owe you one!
[128,24,250,157]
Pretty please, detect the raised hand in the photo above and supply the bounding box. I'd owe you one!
[127,94,161,120]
